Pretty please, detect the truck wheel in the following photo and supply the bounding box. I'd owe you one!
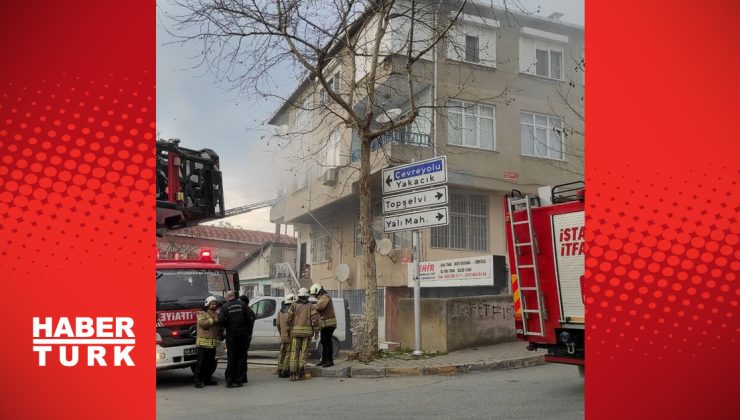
[578,365,585,378]
[332,336,340,358]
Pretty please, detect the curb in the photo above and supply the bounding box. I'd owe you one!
[306,354,546,379]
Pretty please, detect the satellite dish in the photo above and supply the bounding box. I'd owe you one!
[335,263,350,283]
[377,238,393,256]
[375,108,402,123]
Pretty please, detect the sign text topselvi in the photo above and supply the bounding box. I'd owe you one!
[382,156,447,195]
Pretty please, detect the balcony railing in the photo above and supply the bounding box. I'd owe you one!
[351,129,431,161]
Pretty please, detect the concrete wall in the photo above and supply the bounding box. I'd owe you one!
[398,295,516,353]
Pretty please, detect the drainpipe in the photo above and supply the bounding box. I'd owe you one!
[432,7,439,158]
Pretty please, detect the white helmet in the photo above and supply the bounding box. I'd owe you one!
[297,287,310,298]
[204,296,218,306]
[285,293,297,304]
[309,283,323,296]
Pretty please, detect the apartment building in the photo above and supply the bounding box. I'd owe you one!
[268,2,584,343]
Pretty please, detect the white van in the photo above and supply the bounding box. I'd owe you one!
[248,296,351,358]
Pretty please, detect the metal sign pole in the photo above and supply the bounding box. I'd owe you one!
[413,229,422,356]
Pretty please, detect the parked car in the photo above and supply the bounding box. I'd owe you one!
[248,296,351,358]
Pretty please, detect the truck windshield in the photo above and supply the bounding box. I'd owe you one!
[156,269,228,303]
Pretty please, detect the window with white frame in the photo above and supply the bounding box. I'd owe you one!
[354,202,382,256]
[520,112,564,160]
[294,100,311,128]
[447,101,495,150]
[520,36,564,80]
[292,164,308,191]
[354,202,410,255]
[465,35,480,63]
[431,191,488,251]
[321,130,341,175]
[318,72,340,106]
[311,230,332,263]
[447,18,497,67]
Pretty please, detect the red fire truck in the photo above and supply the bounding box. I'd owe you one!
[155,250,240,371]
[505,182,585,376]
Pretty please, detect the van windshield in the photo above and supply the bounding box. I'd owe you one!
[156,269,228,303]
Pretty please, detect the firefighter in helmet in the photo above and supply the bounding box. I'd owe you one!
[309,283,337,367]
[286,288,319,381]
[276,293,296,378]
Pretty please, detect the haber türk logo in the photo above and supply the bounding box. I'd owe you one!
[32,317,136,367]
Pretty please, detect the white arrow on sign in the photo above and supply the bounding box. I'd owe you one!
[382,186,448,214]
[382,156,447,195]
[383,206,449,233]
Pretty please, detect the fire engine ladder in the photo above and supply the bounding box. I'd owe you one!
[508,195,546,337]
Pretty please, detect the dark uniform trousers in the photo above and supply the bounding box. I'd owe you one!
[194,347,217,383]
[320,326,336,363]
[225,334,250,385]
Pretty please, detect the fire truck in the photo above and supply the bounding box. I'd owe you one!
[505,182,585,376]
[156,250,240,371]
[155,139,279,371]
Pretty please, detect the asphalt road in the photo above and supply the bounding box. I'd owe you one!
[157,360,583,420]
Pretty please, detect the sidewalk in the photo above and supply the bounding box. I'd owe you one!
[305,341,545,378]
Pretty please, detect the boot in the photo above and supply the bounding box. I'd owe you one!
[289,373,297,382]
[316,360,326,367]
[323,361,334,368]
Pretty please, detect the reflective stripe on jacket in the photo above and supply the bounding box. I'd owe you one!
[277,305,291,344]
[196,309,220,348]
[286,299,319,338]
[315,294,337,328]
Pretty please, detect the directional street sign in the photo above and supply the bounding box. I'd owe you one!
[383,207,449,233]
[382,186,448,214]
[382,156,447,195]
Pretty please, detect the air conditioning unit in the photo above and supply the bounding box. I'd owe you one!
[323,167,338,185]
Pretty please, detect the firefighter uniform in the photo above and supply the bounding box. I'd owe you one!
[276,296,295,378]
[310,283,337,367]
[286,290,319,380]
[194,297,221,388]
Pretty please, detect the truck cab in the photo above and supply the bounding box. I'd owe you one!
[155,250,239,371]
[248,296,351,359]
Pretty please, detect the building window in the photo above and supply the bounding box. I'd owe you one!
[465,35,479,63]
[355,202,383,256]
[292,163,308,191]
[318,72,340,106]
[311,230,332,263]
[431,191,488,251]
[447,101,495,150]
[520,37,564,80]
[520,112,564,160]
[447,22,496,67]
[321,130,341,175]
[354,202,410,255]
[535,47,562,79]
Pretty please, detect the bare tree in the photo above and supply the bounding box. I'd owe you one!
[164,0,552,361]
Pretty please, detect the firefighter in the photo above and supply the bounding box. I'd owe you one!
[194,296,221,388]
[310,283,337,367]
[286,287,319,381]
[276,293,296,378]
[219,291,251,388]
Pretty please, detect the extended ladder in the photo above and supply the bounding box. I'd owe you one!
[507,195,546,336]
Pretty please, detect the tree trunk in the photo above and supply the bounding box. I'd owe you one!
[358,132,378,362]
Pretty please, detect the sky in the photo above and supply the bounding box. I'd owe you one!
[156,0,584,233]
